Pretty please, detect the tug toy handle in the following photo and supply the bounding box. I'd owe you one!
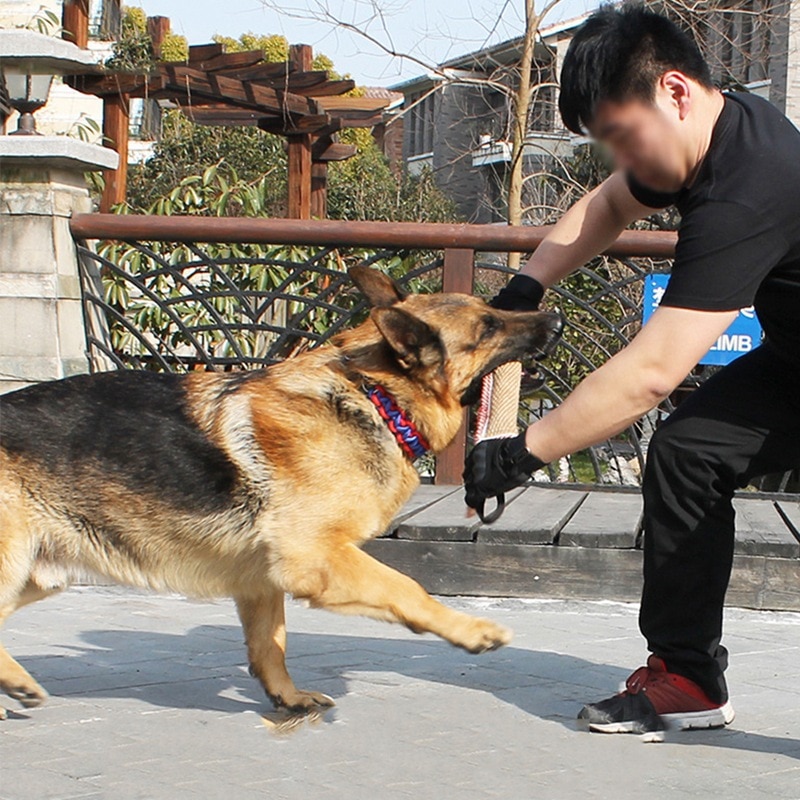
[476,492,506,524]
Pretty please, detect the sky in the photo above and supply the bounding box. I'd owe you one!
[138,0,597,85]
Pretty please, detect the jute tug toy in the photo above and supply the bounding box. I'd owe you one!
[471,360,523,523]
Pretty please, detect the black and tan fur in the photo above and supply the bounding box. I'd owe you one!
[0,267,562,718]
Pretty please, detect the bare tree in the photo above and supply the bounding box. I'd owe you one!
[259,0,566,263]
[506,0,563,266]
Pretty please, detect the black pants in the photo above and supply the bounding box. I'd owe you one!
[640,342,800,704]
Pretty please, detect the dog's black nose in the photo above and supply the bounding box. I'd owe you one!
[535,312,564,359]
[546,312,564,336]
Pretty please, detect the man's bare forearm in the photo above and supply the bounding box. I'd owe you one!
[520,172,646,288]
[523,348,667,463]
[522,306,739,463]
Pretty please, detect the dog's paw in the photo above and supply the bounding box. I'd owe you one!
[271,689,336,714]
[454,616,513,654]
[2,681,48,709]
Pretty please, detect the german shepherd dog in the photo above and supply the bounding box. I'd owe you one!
[0,266,562,718]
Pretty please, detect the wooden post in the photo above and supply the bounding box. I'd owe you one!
[435,248,475,485]
[287,44,314,219]
[147,16,171,60]
[62,0,90,48]
[287,136,312,219]
[100,94,130,212]
[311,161,327,219]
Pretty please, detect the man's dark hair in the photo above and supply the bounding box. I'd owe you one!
[558,3,714,134]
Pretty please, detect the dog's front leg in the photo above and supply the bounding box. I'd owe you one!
[235,587,335,713]
[283,545,512,653]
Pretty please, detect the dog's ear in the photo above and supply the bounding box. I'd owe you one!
[349,266,407,307]
[371,307,442,371]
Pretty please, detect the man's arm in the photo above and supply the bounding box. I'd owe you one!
[523,305,738,462]
[463,305,739,509]
[520,171,659,288]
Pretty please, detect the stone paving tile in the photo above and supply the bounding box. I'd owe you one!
[3,587,800,798]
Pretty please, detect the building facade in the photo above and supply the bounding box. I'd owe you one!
[392,1,800,223]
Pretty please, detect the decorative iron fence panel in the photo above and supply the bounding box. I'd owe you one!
[76,240,442,371]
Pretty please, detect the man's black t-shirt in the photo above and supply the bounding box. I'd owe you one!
[627,91,800,362]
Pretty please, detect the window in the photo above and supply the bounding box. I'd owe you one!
[407,91,435,157]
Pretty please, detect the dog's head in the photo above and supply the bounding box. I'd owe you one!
[346,266,563,407]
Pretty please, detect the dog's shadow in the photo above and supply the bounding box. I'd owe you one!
[15,624,800,760]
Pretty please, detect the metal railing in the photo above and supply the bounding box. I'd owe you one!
[70,213,789,490]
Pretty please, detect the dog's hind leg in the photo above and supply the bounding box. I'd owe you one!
[235,586,335,713]
[282,545,512,654]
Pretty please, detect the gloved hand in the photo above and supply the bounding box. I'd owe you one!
[489,274,545,311]
[464,432,547,513]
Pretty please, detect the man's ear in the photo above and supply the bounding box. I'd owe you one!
[371,307,443,371]
[349,266,407,307]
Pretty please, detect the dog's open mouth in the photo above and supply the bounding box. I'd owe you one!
[460,313,564,406]
[518,324,562,392]
[523,322,563,389]
[461,324,563,406]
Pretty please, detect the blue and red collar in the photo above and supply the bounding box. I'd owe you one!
[365,384,430,461]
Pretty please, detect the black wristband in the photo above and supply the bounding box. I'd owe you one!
[503,432,546,475]
[490,274,545,311]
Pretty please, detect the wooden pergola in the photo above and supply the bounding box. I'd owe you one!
[61,1,391,217]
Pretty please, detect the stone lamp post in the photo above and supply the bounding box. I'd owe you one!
[0,30,118,394]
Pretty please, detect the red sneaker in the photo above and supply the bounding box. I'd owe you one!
[578,655,735,738]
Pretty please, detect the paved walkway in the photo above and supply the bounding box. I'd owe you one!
[3,588,800,799]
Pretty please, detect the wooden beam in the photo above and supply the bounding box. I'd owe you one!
[260,70,329,91]
[309,119,344,138]
[62,0,89,49]
[311,161,328,219]
[334,113,384,129]
[67,72,160,97]
[195,50,265,73]
[185,107,264,125]
[257,114,330,135]
[304,79,357,97]
[318,96,390,112]
[188,43,225,62]
[212,62,291,82]
[311,140,357,162]
[100,93,130,212]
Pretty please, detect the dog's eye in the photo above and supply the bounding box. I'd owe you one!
[481,315,502,336]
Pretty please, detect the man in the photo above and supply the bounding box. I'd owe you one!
[464,2,800,736]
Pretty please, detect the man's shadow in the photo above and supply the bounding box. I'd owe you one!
[12,624,800,760]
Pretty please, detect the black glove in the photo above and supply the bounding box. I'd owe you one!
[463,432,546,517]
[490,274,545,311]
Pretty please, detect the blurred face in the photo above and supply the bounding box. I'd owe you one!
[588,76,694,193]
